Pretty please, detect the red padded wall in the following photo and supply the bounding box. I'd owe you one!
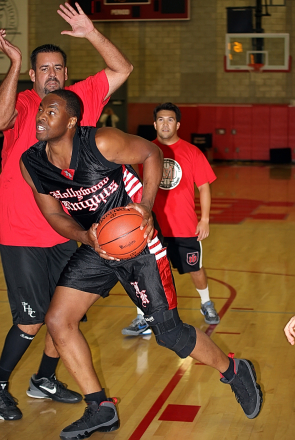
[128,103,295,161]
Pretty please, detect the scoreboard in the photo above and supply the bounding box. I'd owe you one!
[71,0,190,22]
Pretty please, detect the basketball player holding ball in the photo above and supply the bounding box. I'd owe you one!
[20,90,262,439]
[0,1,133,420]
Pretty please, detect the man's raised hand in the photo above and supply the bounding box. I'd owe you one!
[58,2,95,39]
[0,31,21,64]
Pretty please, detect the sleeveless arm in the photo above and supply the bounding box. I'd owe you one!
[20,157,118,260]
[95,128,163,241]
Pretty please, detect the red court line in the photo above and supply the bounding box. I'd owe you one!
[206,267,295,277]
[128,277,236,440]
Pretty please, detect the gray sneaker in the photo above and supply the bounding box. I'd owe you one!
[200,301,220,324]
[122,316,152,336]
[27,374,82,403]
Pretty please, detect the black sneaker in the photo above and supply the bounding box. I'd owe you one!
[26,374,82,403]
[220,355,263,419]
[60,399,120,439]
[0,382,22,420]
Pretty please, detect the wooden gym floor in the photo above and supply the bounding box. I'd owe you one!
[1,162,295,440]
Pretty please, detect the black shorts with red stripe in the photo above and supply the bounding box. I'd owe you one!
[58,234,177,315]
[164,236,203,275]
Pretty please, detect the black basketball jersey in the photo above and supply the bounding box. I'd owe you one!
[22,127,143,230]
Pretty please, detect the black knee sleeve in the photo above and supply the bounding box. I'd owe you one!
[145,308,196,358]
[0,325,35,373]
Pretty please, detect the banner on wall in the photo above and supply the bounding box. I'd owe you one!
[70,0,190,22]
[0,0,28,73]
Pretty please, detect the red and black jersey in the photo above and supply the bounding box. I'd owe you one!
[22,127,143,230]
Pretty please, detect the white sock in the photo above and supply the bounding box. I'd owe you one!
[137,307,144,317]
[196,286,210,305]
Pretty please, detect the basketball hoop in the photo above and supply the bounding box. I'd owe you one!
[248,63,264,73]
[248,63,264,72]
[248,63,264,81]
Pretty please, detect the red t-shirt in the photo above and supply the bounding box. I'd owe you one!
[0,70,109,246]
[152,138,216,237]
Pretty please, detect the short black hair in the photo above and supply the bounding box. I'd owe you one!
[30,44,67,71]
[153,102,182,122]
[49,89,81,121]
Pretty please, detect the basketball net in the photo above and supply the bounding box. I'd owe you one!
[248,63,264,81]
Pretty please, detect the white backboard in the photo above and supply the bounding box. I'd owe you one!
[225,33,290,72]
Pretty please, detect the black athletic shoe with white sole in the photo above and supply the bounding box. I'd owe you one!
[60,399,120,440]
[27,374,82,403]
[220,354,263,419]
[0,382,22,420]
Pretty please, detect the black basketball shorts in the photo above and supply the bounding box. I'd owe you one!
[58,236,178,316]
[0,241,77,325]
[164,237,203,275]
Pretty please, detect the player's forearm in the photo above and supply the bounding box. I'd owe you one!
[141,150,163,210]
[44,212,90,245]
[86,28,133,93]
[87,28,132,74]
[198,184,211,222]
[140,182,160,212]
[0,60,20,130]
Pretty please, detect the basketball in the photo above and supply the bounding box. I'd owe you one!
[96,207,148,259]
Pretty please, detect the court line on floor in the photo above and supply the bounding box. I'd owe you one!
[128,277,236,440]
[230,309,295,314]
[207,267,295,277]
[109,292,228,299]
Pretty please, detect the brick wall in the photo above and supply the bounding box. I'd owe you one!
[1,1,294,105]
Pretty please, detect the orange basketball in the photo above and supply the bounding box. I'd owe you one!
[96,207,148,259]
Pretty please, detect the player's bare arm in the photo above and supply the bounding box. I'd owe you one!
[20,158,116,260]
[196,182,211,241]
[0,32,21,131]
[284,316,295,345]
[57,2,133,99]
[95,128,163,241]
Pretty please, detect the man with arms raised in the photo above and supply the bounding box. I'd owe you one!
[0,2,132,420]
